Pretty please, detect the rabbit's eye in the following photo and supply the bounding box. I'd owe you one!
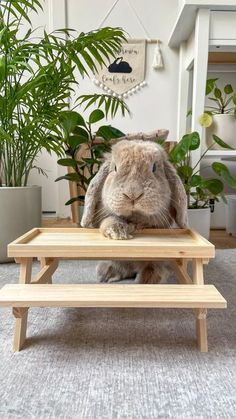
[114,165,117,172]
[152,163,157,172]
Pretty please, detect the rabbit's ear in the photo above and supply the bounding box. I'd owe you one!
[80,159,110,227]
[164,160,188,228]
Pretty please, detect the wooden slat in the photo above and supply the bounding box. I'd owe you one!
[208,52,236,64]
[9,228,40,245]
[32,259,58,284]
[171,260,193,284]
[8,228,215,259]
[0,284,227,309]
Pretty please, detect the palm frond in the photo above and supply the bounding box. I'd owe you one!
[78,94,130,118]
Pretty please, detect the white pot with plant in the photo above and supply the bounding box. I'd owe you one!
[200,79,236,149]
[0,0,127,261]
[168,132,236,239]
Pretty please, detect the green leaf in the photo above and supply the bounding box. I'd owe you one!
[60,111,86,137]
[212,135,234,150]
[206,78,218,95]
[214,88,222,99]
[177,166,193,178]
[78,94,130,117]
[189,175,202,187]
[12,2,32,24]
[65,197,80,205]
[198,113,213,128]
[55,173,81,182]
[186,109,192,117]
[89,109,105,124]
[73,126,89,138]
[0,27,7,43]
[224,84,233,94]
[233,94,236,106]
[57,158,78,169]
[96,125,125,140]
[212,162,236,188]
[67,135,87,149]
[169,132,200,163]
[201,179,224,195]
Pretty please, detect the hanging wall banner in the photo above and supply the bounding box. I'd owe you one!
[94,39,147,98]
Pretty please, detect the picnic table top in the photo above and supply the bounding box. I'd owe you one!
[8,228,215,259]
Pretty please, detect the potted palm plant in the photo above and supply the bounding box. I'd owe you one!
[200,78,236,149]
[0,0,126,261]
[169,132,236,238]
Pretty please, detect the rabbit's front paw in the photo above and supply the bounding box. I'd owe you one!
[104,223,133,240]
[96,261,122,283]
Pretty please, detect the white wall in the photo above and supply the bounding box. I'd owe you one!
[67,0,179,138]
[27,0,180,216]
[26,1,58,213]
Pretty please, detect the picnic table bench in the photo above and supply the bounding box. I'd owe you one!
[0,228,226,352]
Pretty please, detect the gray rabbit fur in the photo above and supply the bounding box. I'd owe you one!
[81,139,188,284]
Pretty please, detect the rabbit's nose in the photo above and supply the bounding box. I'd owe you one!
[123,192,144,202]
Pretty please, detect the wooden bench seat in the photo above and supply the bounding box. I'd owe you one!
[0,284,226,309]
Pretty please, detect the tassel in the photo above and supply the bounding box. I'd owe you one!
[152,41,164,70]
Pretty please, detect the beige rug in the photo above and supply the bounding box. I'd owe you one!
[0,251,235,419]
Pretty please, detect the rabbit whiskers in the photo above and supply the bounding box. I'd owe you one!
[157,206,173,229]
[92,207,110,225]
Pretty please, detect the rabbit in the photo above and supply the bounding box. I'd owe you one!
[81,139,188,284]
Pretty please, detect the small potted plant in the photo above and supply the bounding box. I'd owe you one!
[169,132,236,238]
[0,0,126,261]
[55,108,125,222]
[200,78,236,149]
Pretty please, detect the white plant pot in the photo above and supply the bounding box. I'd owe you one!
[0,186,42,263]
[206,114,236,149]
[225,195,236,236]
[187,208,211,240]
[210,199,226,229]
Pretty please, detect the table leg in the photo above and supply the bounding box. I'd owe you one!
[39,258,55,284]
[196,308,208,352]
[192,258,208,352]
[13,308,29,352]
[172,259,192,284]
[192,259,204,285]
[13,257,32,352]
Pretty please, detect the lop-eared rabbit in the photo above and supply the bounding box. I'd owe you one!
[81,140,187,284]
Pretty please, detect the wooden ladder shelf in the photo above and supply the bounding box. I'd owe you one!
[0,228,227,352]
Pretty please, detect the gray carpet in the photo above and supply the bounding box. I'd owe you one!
[0,251,236,419]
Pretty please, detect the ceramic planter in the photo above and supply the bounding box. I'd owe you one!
[187,207,211,239]
[0,186,41,262]
[225,195,236,236]
[206,114,236,149]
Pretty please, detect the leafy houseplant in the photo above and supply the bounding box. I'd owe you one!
[169,131,236,208]
[168,132,236,238]
[0,1,127,187]
[56,109,125,207]
[199,78,236,149]
[0,0,127,261]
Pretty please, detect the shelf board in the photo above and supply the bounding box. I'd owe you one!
[168,2,236,48]
[208,52,236,64]
[203,150,236,158]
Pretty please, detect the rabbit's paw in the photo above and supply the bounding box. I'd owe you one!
[96,261,122,283]
[104,223,133,240]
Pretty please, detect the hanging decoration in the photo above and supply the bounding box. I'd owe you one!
[152,41,164,70]
[93,39,147,99]
[93,0,164,99]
